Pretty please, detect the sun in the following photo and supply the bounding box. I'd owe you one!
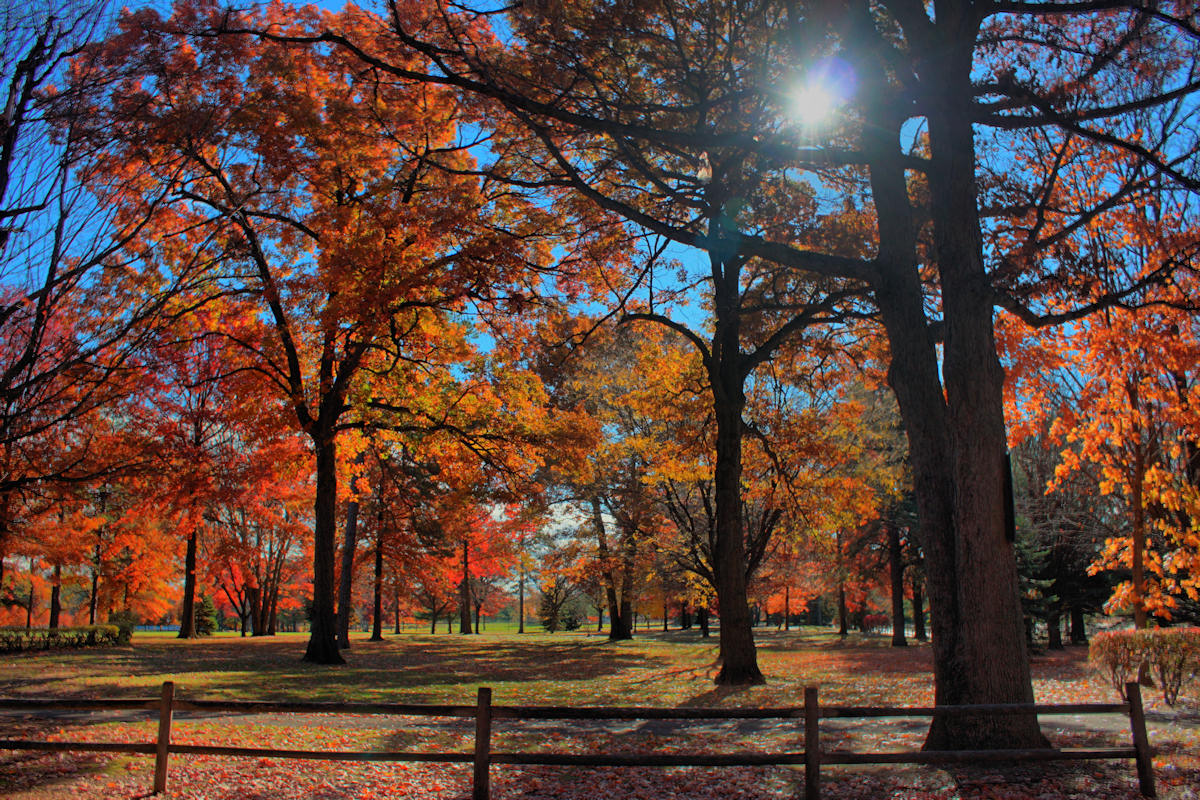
[789,82,839,126]
[786,59,855,129]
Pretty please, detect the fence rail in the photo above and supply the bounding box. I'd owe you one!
[0,681,1157,799]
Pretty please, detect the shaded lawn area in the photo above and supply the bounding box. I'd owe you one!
[1,628,1197,799]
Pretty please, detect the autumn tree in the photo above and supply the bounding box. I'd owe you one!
[0,1,210,593]
[80,0,584,663]
[282,0,1200,748]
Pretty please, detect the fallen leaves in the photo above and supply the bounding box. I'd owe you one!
[3,630,1198,798]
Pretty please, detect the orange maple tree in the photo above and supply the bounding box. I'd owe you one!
[79,0,573,662]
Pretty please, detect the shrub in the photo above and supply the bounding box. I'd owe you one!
[0,625,120,653]
[1145,628,1200,706]
[107,609,138,645]
[1089,628,1200,706]
[562,608,582,631]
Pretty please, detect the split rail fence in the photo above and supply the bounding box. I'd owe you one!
[0,682,1157,799]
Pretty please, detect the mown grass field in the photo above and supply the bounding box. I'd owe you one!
[2,627,1197,799]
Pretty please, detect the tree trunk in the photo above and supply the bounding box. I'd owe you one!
[89,545,100,626]
[837,576,848,637]
[711,326,762,684]
[593,496,630,640]
[698,606,710,638]
[912,576,927,642]
[1047,609,1063,650]
[370,527,384,641]
[885,15,1042,746]
[459,539,473,634]
[25,574,34,632]
[49,563,62,630]
[889,521,907,647]
[1130,432,1149,630]
[614,546,635,640]
[246,583,263,636]
[784,585,791,631]
[178,528,199,638]
[303,430,344,664]
[1069,606,1087,645]
[518,569,525,634]
[336,492,360,649]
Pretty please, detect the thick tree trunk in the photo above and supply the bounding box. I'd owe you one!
[888,521,907,647]
[887,15,1042,747]
[303,432,344,664]
[711,339,762,684]
[337,494,360,649]
[856,26,1041,744]
[178,529,199,638]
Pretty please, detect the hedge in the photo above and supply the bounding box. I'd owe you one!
[0,625,122,654]
[1089,627,1200,706]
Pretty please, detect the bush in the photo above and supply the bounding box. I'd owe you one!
[1089,628,1200,706]
[562,608,582,631]
[107,609,138,645]
[0,625,120,653]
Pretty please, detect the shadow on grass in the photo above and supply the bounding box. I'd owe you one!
[0,633,683,703]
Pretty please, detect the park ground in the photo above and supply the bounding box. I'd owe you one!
[1,628,1198,799]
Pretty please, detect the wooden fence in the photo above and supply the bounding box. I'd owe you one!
[0,682,1156,799]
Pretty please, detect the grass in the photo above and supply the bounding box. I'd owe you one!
[2,627,1198,799]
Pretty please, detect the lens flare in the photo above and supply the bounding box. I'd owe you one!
[787,59,855,129]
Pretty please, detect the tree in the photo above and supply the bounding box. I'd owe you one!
[194,593,217,635]
[84,0,571,663]
[0,1,202,592]
[309,0,1200,747]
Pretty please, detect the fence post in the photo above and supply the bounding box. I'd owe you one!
[804,686,820,800]
[473,686,493,800]
[153,681,175,795]
[1125,681,1156,798]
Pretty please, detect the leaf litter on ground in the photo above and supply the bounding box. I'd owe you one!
[2,629,1198,798]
